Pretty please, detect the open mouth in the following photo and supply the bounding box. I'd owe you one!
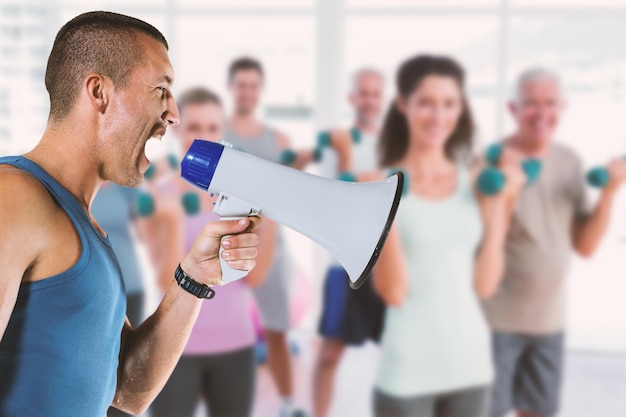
[149,125,167,142]
[140,125,168,173]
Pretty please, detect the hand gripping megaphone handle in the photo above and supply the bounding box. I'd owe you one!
[212,192,262,284]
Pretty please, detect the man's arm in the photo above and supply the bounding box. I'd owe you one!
[112,217,260,415]
[275,130,316,171]
[0,170,51,340]
[572,159,626,258]
[329,130,353,174]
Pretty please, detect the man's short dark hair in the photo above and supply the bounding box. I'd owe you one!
[177,87,222,112]
[45,11,168,121]
[228,57,264,82]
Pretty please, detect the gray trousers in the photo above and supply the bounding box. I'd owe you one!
[374,385,490,417]
[150,346,256,417]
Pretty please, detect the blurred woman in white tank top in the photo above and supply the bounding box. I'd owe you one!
[372,55,525,417]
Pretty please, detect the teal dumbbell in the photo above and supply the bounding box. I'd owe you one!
[484,144,542,183]
[313,129,361,164]
[167,154,179,171]
[478,144,542,195]
[587,168,610,188]
[135,192,155,217]
[136,191,202,218]
[144,163,156,180]
[280,149,297,166]
[317,131,331,149]
[144,155,178,180]
[587,156,625,188]
[337,171,357,182]
[313,131,331,163]
[181,191,201,215]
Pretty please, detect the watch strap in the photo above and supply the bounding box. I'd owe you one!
[174,264,216,299]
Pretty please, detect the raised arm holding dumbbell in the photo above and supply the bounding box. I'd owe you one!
[482,68,626,417]
[476,143,542,195]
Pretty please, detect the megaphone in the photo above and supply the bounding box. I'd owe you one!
[181,139,404,289]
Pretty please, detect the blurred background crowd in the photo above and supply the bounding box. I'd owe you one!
[1,1,626,417]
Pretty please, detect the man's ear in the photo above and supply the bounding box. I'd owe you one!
[83,73,110,114]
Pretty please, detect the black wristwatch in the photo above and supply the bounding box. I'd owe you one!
[174,264,216,299]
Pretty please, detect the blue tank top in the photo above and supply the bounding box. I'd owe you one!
[0,156,127,417]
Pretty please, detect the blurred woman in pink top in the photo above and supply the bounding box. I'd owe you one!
[140,87,275,417]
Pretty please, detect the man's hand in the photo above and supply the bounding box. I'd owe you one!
[604,158,626,194]
[496,145,527,199]
[499,161,526,199]
[572,157,626,258]
[180,217,261,286]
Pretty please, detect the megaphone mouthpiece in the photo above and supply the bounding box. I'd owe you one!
[181,142,224,191]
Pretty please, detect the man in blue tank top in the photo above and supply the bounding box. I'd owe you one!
[0,11,261,417]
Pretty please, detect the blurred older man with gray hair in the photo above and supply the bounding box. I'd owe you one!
[482,67,626,417]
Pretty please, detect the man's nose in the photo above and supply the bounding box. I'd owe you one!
[163,95,180,126]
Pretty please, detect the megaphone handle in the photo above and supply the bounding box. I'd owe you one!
[218,216,252,284]
[211,192,263,284]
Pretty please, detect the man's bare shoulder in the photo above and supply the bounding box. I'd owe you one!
[0,165,59,278]
[0,165,58,223]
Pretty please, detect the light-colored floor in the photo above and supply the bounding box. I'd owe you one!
[143,328,626,417]
[201,330,626,417]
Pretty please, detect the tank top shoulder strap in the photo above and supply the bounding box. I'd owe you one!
[0,156,99,238]
[454,167,476,201]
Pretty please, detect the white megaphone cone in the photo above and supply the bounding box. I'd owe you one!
[181,139,403,289]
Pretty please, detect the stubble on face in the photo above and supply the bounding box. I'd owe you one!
[102,34,175,188]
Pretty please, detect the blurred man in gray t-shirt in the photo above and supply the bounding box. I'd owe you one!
[483,68,626,417]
